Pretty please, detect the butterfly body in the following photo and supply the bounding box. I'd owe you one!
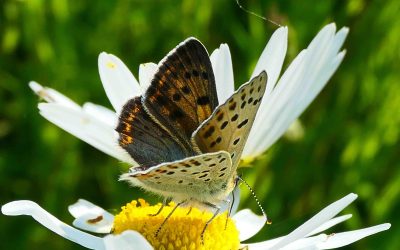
[117,38,267,207]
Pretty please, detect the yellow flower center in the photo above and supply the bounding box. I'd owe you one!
[113,199,240,250]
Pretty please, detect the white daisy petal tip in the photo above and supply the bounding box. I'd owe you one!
[98,51,141,113]
[29,81,80,109]
[251,24,288,88]
[210,42,235,103]
[337,50,347,61]
[29,81,43,94]
[325,22,337,33]
[337,27,349,38]
[139,62,158,92]
[99,52,123,69]
[346,193,357,201]
[316,223,391,249]
[233,208,267,241]
[1,200,37,216]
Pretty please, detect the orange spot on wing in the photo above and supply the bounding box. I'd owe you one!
[120,135,133,145]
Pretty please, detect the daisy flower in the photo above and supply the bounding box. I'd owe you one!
[1,193,390,249]
[2,23,391,248]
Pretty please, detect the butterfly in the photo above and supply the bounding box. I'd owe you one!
[117,38,267,213]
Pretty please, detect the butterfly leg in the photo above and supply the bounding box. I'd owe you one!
[155,200,186,237]
[149,197,172,216]
[186,206,193,215]
[200,202,220,244]
[225,189,237,229]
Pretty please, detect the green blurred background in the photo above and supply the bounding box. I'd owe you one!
[1,0,399,249]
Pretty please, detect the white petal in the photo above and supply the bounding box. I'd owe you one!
[246,235,327,250]
[316,223,391,249]
[29,81,81,110]
[98,52,141,113]
[68,199,114,234]
[243,49,307,158]
[243,24,348,159]
[1,200,103,249]
[281,234,327,250]
[39,103,136,165]
[307,214,352,237]
[259,223,391,250]
[269,50,345,149]
[246,237,283,250]
[82,102,118,128]
[210,44,235,103]
[233,209,266,241]
[244,214,347,248]
[103,230,153,250]
[251,26,288,96]
[269,193,357,249]
[292,50,346,117]
[139,63,158,92]
[327,28,349,62]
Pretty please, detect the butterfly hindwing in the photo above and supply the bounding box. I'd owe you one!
[143,38,218,150]
[120,151,234,202]
[192,71,267,168]
[117,97,195,167]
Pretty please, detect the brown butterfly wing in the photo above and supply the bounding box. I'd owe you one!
[117,97,195,167]
[143,38,218,150]
[192,71,267,168]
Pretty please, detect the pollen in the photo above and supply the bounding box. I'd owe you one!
[106,61,116,69]
[113,199,240,250]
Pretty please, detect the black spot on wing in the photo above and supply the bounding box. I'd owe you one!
[197,96,210,105]
[237,119,249,129]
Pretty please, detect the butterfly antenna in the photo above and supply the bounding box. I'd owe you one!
[236,176,271,224]
[235,0,281,27]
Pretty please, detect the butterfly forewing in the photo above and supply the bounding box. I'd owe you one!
[120,151,234,203]
[117,97,195,167]
[143,38,218,149]
[192,71,267,168]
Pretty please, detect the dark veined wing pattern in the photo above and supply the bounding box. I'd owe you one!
[142,38,218,151]
[117,97,194,167]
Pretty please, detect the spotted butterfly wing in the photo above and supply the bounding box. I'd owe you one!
[117,97,195,167]
[120,151,234,204]
[143,38,218,151]
[192,71,267,168]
